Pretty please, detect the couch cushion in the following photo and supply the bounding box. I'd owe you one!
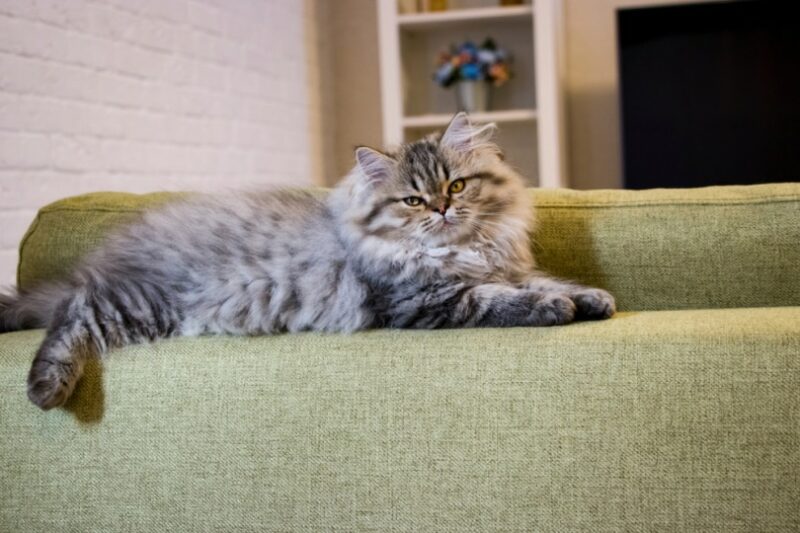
[1,307,798,531]
[15,183,800,311]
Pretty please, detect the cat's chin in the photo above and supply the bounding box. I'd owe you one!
[433,216,463,231]
[421,227,468,248]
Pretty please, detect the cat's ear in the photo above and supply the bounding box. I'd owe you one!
[440,112,497,154]
[355,146,393,186]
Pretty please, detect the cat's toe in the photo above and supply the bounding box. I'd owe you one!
[572,288,616,320]
[27,358,76,410]
[530,293,576,326]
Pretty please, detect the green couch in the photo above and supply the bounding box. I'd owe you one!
[2,184,799,532]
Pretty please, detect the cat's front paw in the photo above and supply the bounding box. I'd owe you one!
[571,288,616,320]
[528,293,576,326]
[27,357,81,410]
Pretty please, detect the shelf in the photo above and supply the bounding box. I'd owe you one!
[398,5,533,31]
[378,0,566,186]
[402,109,537,129]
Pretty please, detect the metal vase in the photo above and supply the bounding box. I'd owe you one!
[455,81,491,113]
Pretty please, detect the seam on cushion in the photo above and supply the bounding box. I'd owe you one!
[37,193,191,214]
[36,206,150,214]
[533,196,800,208]
[16,212,42,287]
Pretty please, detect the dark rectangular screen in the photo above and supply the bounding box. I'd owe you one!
[618,0,800,189]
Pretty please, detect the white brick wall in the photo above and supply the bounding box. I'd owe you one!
[0,0,326,285]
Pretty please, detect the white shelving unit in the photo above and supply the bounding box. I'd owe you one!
[377,0,567,187]
[402,108,538,128]
[398,5,534,28]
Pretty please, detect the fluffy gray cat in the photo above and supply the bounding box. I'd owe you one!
[0,113,615,410]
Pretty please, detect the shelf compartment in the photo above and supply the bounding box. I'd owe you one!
[401,15,536,117]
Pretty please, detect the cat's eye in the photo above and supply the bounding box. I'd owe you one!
[403,196,424,206]
[448,179,466,194]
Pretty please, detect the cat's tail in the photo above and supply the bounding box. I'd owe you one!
[0,284,66,333]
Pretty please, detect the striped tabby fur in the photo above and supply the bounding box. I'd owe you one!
[0,113,615,410]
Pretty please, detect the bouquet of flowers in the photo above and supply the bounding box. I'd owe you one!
[433,38,511,88]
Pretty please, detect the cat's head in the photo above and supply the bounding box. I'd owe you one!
[337,112,531,253]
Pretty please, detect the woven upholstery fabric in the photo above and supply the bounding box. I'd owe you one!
[1,308,799,532]
[15,184,800,311]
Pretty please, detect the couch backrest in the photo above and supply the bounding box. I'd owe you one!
[531,183,799,311]
[16,183,800,311]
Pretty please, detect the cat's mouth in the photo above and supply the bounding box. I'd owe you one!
[437,218,456,229]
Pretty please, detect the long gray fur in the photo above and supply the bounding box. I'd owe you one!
[0,113,615,410]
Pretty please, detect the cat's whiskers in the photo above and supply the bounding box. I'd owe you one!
[465,217,514,232]
[460,218,502,241]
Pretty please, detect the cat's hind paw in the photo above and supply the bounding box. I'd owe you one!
[27,356,82,410]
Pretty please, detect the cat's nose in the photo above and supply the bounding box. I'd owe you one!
[434,204,449,216]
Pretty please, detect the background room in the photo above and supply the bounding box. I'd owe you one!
[1,0,798,283]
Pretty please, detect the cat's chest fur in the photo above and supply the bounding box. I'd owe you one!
[352,232,530,284]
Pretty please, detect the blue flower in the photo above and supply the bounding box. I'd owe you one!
[460,63,482,81]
